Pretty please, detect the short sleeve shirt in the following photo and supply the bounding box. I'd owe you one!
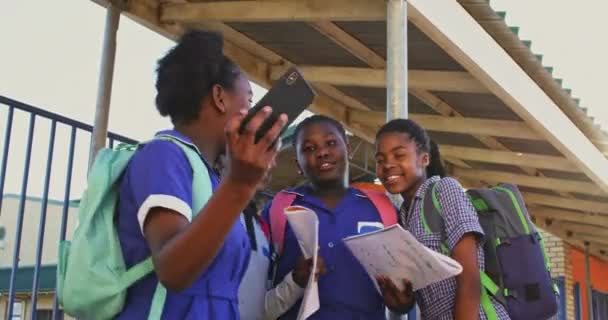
[262,186,394,320]
[115,130,251,319]
[401,176,510,320]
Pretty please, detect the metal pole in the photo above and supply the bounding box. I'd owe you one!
[6,114,36,319]
[584,242,594,320]
[386,0,408,121]
[89,4,120,170]
[387,4,410,319]
[30,121,57,319]
[0,106,14,212]
[52,126,77,320]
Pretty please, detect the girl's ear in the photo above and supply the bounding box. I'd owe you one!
[211,84,227,114]
[421,152,430,167]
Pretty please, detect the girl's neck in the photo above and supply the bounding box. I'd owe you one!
[310,181,349,209]
[401,175,427,207]
[174,124,222,166]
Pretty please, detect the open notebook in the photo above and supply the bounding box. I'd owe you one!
[343,224,462,292]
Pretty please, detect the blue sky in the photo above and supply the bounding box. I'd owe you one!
[0,0,606,199]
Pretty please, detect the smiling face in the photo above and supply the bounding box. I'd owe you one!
[375,132,429,198]
[295,120,349,188]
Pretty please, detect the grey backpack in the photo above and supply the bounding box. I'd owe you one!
[422,181,558,320]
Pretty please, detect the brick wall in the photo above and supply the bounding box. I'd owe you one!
[540,228,575,320]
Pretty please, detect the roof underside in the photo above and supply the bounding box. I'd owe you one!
[93,0,608,259]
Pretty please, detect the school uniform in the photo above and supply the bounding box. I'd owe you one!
[239,202,311,320]
[262,185,392,320]
[239,203,272,320]
[400,176,510,320]
[115,130,251,319]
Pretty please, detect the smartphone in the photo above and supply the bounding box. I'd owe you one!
[239,67,316,143]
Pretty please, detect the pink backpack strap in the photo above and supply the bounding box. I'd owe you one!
[269,191,297,257]
[360,189,398,227]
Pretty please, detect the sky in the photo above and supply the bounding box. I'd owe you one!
[0,0,606,200]
[490,0,608,131]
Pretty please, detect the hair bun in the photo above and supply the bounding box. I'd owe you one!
[177,30,224,63]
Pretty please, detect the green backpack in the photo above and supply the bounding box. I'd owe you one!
[57,135,212,320]
[421,180,558,320]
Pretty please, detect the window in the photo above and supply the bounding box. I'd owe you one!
[573,282,581,320]
[11,301,23,320]
[34,309,63,320]
[592,289,608,320]
[36,310,54,320]
[554,277,566,320]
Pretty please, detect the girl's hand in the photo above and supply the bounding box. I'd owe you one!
[292,255,328,288]
[377,276,415,315]
[224,106,287,189]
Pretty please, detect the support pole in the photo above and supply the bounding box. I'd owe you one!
[584,242,594,320]
[386,5,409,316]
[89,4,120,169]
[386,0,408,121]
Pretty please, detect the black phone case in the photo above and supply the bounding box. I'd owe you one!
[240,67,316,143]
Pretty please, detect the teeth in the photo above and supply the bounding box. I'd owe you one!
[387,175,400,182]
[320,163,331,169]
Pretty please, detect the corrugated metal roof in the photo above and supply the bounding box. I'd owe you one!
[461,0,608,145]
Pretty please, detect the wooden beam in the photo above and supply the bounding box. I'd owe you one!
[407,0,608,193]
[309,21,386,69]
[312,84,370,111]
[590,139,608,157]
[440,145,579,173]
[524,193,608,214]
[408,70,489,94]
[348,111,540,140]
[410,89,530,151]
[444,158,472,169]
[454,167,605,197]
[270,65,489,93]
[162,0,386,23]
[194,22,372,113]
[531,207,608,228]
[408,88,551,182]
[553,221,608,238]
[187,22,379,142]
[194,21,283,65]
[307,20,483,168]
[270,65,384,87]
[569,234,608,247]
[118,0,377,145]
[409,88,460,117]
[535,220,608,261]
[306,22,536,177]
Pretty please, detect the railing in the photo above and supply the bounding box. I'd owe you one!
[0,95,135,320]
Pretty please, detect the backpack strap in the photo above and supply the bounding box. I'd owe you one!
[480,280,500,320]
[153,134,213,213]
[132,134,213,319]
[421,181,449,255]
[359,189,398,227]
[269,191,298,257]
[259,215,271,241]
[424,180,501,319]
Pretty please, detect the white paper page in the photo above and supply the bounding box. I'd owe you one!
[343,224,462,291]
[285,206,320,320]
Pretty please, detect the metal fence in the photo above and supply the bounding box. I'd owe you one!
[0,95,135,320]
